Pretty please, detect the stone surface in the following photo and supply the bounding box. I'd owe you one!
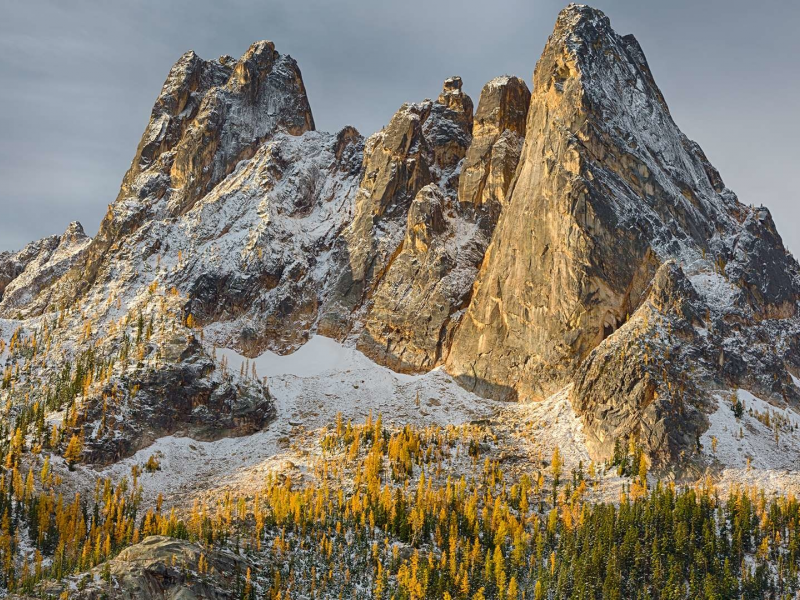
[14,536,251,600]
[457,75,530,216]
[70,336,274,465]
[177,128,363,356]
[570,262,709,467]
[354,76,530,372]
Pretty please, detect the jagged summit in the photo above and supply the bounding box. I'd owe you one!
[437,75,474,129]
[138,38,315,210]
[447,3,800,464]
[56,39,317,305]
[319,75,529,373]
[554,3,613,37]
[0,220,91,316]
[60,220,87,243]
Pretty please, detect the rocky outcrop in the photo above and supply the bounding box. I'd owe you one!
[355,183,473,371]
[354,76,530,372]
[72,335,273,465]
[166,41,315,214]
[458,75,530,217]
[319,79,473,340]
[15,536,251,600]
[178,128,363,356]
[725,206,799,319]
[570,262,709,466]
[0,221,90,317]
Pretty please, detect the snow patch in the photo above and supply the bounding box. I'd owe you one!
[215,335,414,381]
[702,389,800,471]
[100,335,503,504]
[215,335,498,428]
[516,385,591,468]
[688,270,740,314]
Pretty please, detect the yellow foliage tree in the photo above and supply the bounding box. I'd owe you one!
[64,434,83,470]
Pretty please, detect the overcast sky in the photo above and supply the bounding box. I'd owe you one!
[1,0,797,254]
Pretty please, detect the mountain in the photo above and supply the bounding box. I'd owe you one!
[5,4,795,469]
[2,4,800,598]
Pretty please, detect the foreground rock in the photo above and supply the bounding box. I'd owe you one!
[13,536,251,600]
[73,336,274,465]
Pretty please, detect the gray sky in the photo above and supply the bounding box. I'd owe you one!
[1,0,798,254]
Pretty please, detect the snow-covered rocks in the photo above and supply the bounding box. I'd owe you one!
[0,221,90,317]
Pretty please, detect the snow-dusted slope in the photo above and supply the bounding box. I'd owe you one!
[701,388,800,496]
[702,389,800,471]
[81,129,364,357]
[97,335,507,504]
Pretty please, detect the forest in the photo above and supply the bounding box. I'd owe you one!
[0,409,795,598]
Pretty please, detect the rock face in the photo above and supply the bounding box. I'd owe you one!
[450,5,736,400]
[355,182,472,371]
[318,95,456,340]
[323,76,530,372]
[177,128,363,356]
[458,76,530,216]
[73,336,274,465]
[446,4,800,463]
[570,261,710,466]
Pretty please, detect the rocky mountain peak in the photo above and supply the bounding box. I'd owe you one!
[163,40,314,214]
[59,220,87,245]
[446,3,800,464]
[437,75,474,130]
[553,3,612,40]
[0,221,91,316]
[49,39,316,308]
